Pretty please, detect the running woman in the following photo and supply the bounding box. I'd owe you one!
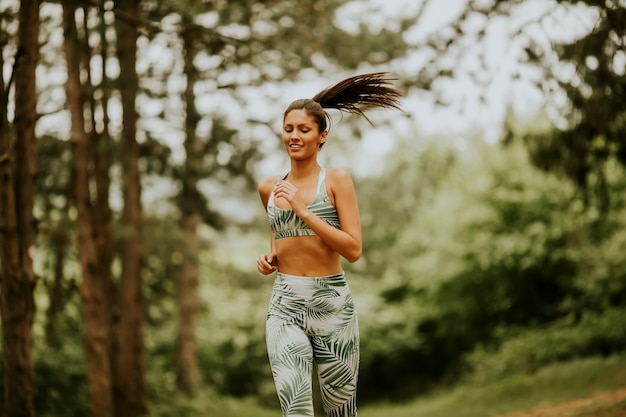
[257,73,403,417]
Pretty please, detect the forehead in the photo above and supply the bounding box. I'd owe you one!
[284,109,316,125]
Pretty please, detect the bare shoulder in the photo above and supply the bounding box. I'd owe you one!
[326,167,355,186]
[258,175,279,192]
[326,168,357,205]
[258,175,279,209]
[258,175,280,204]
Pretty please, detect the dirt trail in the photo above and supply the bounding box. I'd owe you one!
[500,387,626,417]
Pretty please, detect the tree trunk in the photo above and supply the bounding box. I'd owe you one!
[79,5,116,377]
[0,1,39,416]
[44,227,69,348]
[175,26,203,395]
[92,9,116,412]
[114,0,147,415]
[62,2,115,417]
[176,214,202,394]
[91,6,114,347]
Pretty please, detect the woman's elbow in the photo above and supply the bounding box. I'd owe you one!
[344,245,362,263]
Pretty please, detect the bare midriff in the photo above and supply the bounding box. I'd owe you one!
[274,235,342,277]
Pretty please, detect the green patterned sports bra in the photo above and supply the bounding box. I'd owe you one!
[267,168,341,239]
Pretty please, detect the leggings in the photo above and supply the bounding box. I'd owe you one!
[266,272,359,417]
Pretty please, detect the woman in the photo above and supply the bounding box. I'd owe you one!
[257,72,403,417]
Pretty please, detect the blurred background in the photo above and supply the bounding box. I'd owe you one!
[1,0,625,416]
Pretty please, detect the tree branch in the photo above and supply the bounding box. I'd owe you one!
[82,0,243,46]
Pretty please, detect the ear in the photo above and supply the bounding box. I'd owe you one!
[319,130,328,146]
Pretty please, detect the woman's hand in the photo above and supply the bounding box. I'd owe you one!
[257,253,278,275]
[272,181,307,215]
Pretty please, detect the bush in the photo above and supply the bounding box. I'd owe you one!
[465,307,626,383]
[33,342,90,417]
[197,322,274,400]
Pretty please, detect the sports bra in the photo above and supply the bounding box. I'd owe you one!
[267,168,341,239]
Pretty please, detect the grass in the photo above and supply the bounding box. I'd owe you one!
[358,354,626,417]
[150,354,626,417]
[150,389,279,417]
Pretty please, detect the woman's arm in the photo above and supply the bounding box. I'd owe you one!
[273,168,362,262]
[257,176,278,274]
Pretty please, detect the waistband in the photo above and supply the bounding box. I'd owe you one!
[276,271,345,282]
[274,271,348,299]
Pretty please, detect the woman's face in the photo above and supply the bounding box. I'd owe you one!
[282,109,327,160]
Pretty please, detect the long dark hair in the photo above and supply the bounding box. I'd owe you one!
[283,72,404,137]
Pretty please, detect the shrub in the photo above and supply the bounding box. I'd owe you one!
[465,307,626,383]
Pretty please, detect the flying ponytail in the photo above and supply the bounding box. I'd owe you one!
[313,72,404,118]
[284,72,404,135]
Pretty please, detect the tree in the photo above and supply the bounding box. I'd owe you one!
[175,22,204,395]
[0,1,39,416]
[517,1,626,213]
[115,0,147,415]
[62,1,115,416]
[401,0,625,212]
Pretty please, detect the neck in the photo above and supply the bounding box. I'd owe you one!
[289,159,320,180]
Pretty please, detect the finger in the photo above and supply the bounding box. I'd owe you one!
[275,183,294,194]
[273,188,284,198]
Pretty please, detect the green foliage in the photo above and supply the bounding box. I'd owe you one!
[197,320,271,399]
[356,137,459,279]
[522,1,626,211]
[147,354,626,417]
[31,340,90,417]
[354,132,626,397]
[144,250,278,403]
[417,157,585,371]
[403,0,626,213]
[358,354,626,417]
[148,366,277,417]
[357,286,437,399]
[566,200,626,311]
[466,308,626,383]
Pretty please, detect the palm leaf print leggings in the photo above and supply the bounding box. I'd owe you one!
[266,272,360,417]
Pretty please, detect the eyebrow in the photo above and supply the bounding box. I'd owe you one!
[284,123,313,127]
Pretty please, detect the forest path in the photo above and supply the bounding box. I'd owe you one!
[499,386,626,417]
